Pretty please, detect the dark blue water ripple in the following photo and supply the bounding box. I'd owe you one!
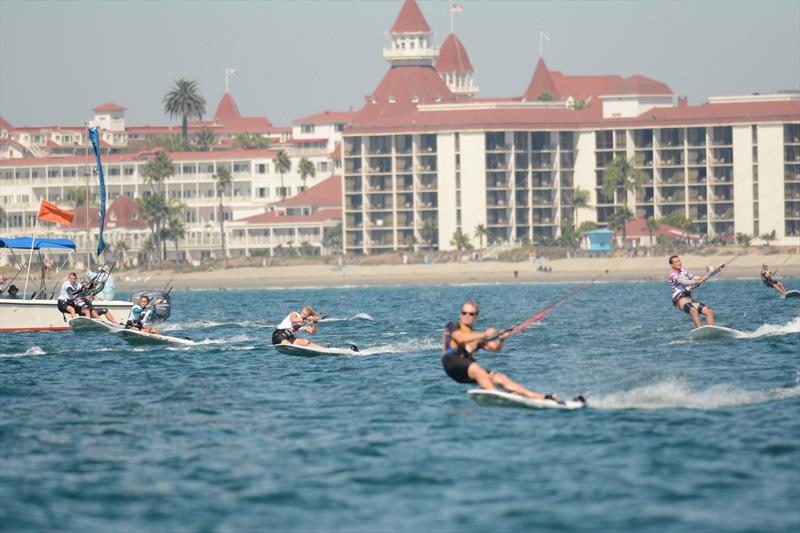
[1,280,798,532]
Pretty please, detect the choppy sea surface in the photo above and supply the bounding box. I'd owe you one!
[1,279,799,532]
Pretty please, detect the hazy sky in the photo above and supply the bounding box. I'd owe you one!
[1,0,798,128]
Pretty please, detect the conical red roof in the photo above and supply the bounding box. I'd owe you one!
[390,0,431,33]
[523,58,559,101]
[436,33,474,73]
[214,93,241,121]
[601,75,673,96]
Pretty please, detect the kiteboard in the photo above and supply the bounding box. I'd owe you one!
[688,325,742,341]
[273,343,359,357]
[116,328,194,346]
[69,316,122,333]
[784,290,800,299]
[467,389,586,410]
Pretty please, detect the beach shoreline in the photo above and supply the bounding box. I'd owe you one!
[112,252,799,290]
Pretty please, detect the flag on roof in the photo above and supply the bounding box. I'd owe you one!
[37,199,74,226]
[451,4,463,13]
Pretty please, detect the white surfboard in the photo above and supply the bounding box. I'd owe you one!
[467,389,586,410]
[69,316,123,333]
[784,290,800,299]
[116,328,194,346]
[688,325,742,341]
[273,343,359,357]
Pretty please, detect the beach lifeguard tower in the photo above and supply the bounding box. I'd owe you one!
[581,229,614,252]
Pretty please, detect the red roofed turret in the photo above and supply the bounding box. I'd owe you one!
[92,102,126,112]
[436,33,478,97]
[523,58,560,101]
[214,92,242,121]
[391,0,431,33]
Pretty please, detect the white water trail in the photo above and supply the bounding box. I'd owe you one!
[737,316,800,339]
[0,346,46,359]
[590,377,800,410]
[356,336,440,355]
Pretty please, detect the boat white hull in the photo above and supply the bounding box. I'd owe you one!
[0,298,132,331]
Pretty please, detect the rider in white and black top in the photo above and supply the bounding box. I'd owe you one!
[668,255,715,328]
[272,306,320,347]
[57,272,81,317]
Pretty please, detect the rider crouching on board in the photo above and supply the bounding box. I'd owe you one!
[669,255,714,328]
[126,294,160,334]
[760,263,788,297]
[441,300,555,400]
[272,306,321,348]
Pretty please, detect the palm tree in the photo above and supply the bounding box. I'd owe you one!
[140,151,174,260]
[603,155,647,210]
[421,219,438,249]
[646,216,659,245]
[214,166,232,264]
[403,234,418,250]
[273,149,292,199]
[659,212,695,245]
[233,133,270,150]
[609,206,634,244]
[450,229,472,251]
[474,224,487,249]
[165,206,186,261]
[141,151,174,195]
[0,205,5,226]
[193,129,217,151]
[759,229,776,247]
[65,187,97,208]
[571,186,591,228]
[140,235,156,271]
[162,79,206,149]
[297,157,316,193]
[537,92,553,102]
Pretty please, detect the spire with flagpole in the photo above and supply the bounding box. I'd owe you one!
[539,32,550,58]
[450,4,463,34]
[225,68,238,93]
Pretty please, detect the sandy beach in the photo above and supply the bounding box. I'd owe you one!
[113,252,800,290]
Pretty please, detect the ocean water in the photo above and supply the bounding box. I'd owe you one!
[1,280,799,533]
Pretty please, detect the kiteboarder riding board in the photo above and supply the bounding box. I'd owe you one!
[273,343,359,357]
[688,325,742,341]
[784,290,800,299]
[468,389,586,410]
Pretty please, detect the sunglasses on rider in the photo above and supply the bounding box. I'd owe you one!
[461,311,478,316]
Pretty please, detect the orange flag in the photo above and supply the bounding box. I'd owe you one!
[37,199,74,225]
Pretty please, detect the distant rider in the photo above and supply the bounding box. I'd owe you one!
[668,255,714,328]
[441,299,557,401]
[760,263,787,297]
[126,294,160,334]
[272,306,320,347]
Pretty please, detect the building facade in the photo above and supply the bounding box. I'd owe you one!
[341,0,800,254]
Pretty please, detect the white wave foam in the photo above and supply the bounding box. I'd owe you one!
[193,333,254,345]
[590,378,800,410]
[738,316,800,339]
[160,320,226,331]
[322,312,374,323]
[0,346,46,359]
[357,337,440,355]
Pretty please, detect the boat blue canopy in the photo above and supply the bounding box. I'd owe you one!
[0,237,77,250]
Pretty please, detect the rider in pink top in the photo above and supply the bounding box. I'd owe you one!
[668,255,715,328]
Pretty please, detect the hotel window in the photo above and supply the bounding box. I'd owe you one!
[124,166,135,176]
[335,124,345,132]
[109,167,120,176]
[63,167,77,177]
[257,163,266,174]
[199,163,214,174]
[318,161,329,172]
[182,164,196,174]
[302,125,315,134]
[233,162,250,173]
[257,187,267,198]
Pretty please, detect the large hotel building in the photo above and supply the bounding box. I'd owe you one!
[342,0,800,254]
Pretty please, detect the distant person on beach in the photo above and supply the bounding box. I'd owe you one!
[126,294,159,334]
[272,306,321,347]
[668,255,714,328]
[760,263,787,297]
[441,300,555,400]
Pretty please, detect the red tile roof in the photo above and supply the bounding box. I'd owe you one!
[550,71,623,101]
[617,217,701,242]
[214,92,241,121]
[0,149,277,167]
[523,58,560,101]
[328,141,341,161]
[346,98,799,134]
[390,0,431,33]
[93,102,126,112]
[105,195,147,229]
[354,66,454,123]
[287,137,328,144]
[0,116,14,131]
[237,208,342,225]
[269,175,342,208]
[292,110,356,125]
[436,33,474,73]
[602,75,673,97]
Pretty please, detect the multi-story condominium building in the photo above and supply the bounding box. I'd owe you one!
[342,0,800,254]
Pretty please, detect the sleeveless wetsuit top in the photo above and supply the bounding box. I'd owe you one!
[760,269,776,287]
[277,313,305,333]
[442,321,481,359]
